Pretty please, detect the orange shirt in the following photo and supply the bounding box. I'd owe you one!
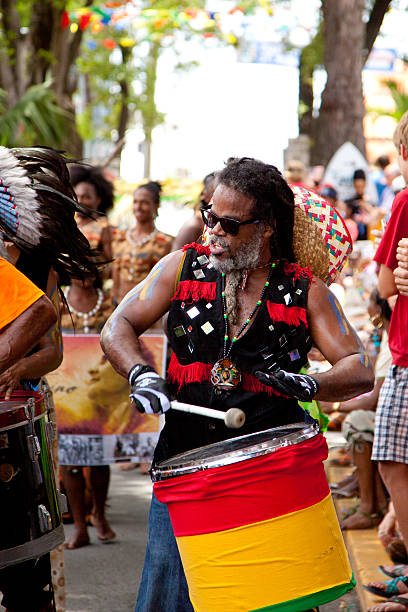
[0,257,44,330]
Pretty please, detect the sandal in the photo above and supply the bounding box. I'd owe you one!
[387,596,408,610]
[379,565,408,579]
[341,509,382,530]
[341,504,360,520]
[364,576,408,599]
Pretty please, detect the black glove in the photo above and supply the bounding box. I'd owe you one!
[255,367,319,402]
[128,364,171,415]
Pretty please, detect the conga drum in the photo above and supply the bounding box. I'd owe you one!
[152,423,354,612]
[0,391,65,569]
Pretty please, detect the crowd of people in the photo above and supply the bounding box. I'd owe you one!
[281,117,408,612]
[1,114,408,612]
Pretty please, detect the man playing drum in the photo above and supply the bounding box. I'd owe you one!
[101,157,374,612]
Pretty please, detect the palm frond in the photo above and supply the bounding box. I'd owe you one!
[0,81,69,148]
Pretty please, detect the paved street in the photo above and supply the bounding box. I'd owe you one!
[64,468,152,612]
[61,468,360,612]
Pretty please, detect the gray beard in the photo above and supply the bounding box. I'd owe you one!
[209,228,263,274]
[209,229,265,325]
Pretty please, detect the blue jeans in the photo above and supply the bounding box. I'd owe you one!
[135,493,194,612]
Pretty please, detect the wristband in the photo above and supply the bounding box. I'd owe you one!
[128,363,155,386]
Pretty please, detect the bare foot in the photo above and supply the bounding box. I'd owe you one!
[341,509,382,530]
[64,528,90,550]
[368,595,408,611]
[379,512,399,548]
[92,516,116,542]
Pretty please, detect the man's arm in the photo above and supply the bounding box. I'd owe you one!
[101,250,184,378]
[0,270,62,398]
[378,264,398,298]
[0,295,56,374]
[307,279,374,401]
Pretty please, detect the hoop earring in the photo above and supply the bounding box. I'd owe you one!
[370,314,384,329]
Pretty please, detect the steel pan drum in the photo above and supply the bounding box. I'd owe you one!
[153,423,354,612]
[0,391,65,568]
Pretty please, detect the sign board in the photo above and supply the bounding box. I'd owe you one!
[47,333,166,465]
[364,47,397,72]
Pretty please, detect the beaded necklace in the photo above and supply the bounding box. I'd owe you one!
[65,287,104,334]
[210,262,276,391]
[125,228,157,281]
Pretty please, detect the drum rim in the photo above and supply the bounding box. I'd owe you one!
[151,422,319,481]
[0,393,45,429]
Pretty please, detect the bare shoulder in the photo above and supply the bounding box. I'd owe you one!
[108,249,185,335]
[159,248,185,278]
[307,276,330,307]
[116,249,185,311]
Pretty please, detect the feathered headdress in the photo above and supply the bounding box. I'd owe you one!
[0,146,104,284]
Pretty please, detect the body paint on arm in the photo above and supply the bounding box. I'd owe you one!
[102,258,168,345]
[351,327,371,368]
[328,292,370,368]
[118,258,167,308]
[328,292,350,336]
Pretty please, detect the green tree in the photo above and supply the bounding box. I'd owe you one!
[0,81,69,146]
[296,0,392,164]
[0,0,92,154]
[369,78,408,121]
[77,1,218,177]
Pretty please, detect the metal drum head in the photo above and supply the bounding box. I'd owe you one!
[152,422,319,481]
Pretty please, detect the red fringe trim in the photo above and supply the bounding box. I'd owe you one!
[284,262,313,286]
[171,280,216,302]
[167,353,211,391]
[266,302,308,328]
[182,242,210,255]
[167,353,287,398]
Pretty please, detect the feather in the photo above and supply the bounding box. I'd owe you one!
[0,146,106,283]
[0,146,42,245]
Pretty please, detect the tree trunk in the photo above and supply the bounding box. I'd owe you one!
[298,46,315,137]
[364,0,392,64]
[311,0,366,165]
[117,45,131,143]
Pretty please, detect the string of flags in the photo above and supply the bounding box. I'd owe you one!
[61,1,274,48]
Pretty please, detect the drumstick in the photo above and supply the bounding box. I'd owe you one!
[171,401,246,429]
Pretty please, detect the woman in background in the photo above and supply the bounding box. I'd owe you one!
[112,181,172,304]
[70,164,114,262]
[60,274,116,550]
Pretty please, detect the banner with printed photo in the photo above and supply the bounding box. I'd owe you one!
[48,333,167,465]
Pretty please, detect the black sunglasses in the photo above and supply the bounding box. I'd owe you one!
[201,208,261,236]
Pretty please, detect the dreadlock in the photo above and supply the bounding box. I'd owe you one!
[0,146,104,285]
[217,157,295,262]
